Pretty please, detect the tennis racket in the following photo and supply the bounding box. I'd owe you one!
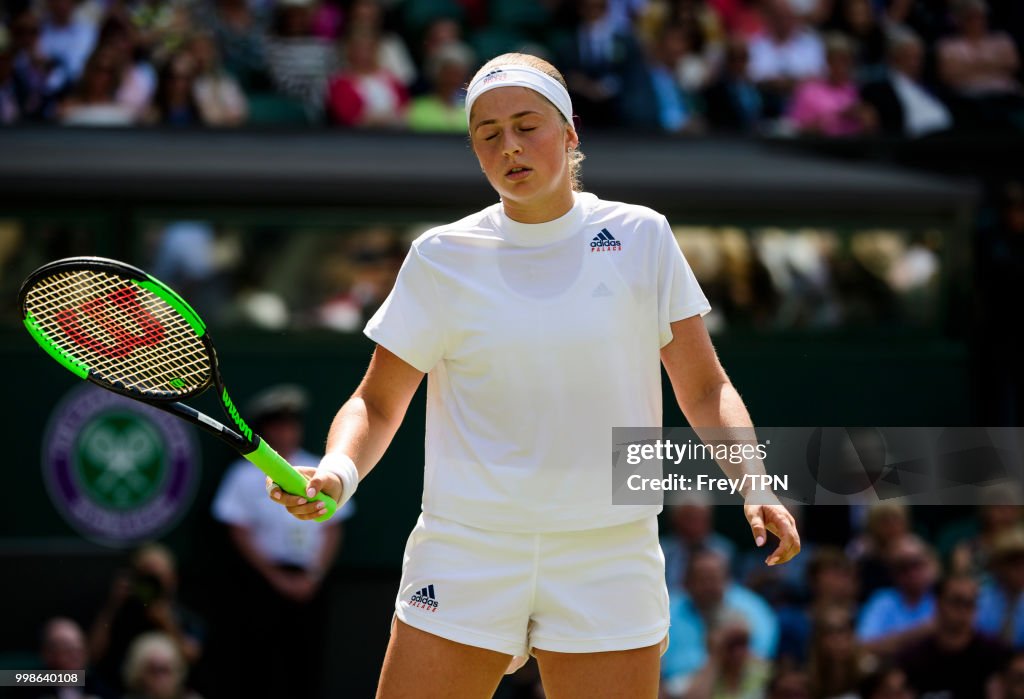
[19,256,337,522]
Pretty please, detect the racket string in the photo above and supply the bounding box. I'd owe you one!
[25,269,211,396]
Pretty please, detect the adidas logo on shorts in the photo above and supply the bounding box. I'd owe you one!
[409,584,439,613]
[590,228,621,252]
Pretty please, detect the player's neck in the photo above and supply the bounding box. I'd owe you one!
[502,188,575,225]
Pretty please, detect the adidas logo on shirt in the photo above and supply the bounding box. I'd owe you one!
[590,228,621,252]
[410,584,439,612]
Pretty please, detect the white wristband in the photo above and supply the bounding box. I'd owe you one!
[316,452,359,507]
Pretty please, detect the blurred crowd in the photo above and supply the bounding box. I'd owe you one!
[130,218,943,336]
[25,494,1024,699]
[31,544,206,699]
[0,0,1022,135]
[25,386,355,699]
[650,496,1024,699]
[139,220,408,332]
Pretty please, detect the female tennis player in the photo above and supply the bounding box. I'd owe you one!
[268,53,800,698]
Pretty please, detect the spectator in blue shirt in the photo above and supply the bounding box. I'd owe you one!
[9,8,57,121]
[856,534,938,656]
[703,36,766,133]
[555,0,648,128]
[977,527,1024,647]
[660,548,779,693]
[644,22,703,133]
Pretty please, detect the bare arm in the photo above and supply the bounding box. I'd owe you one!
[270,344,424,519]
[937,39,1017,88]
[660,316,800,565]
[660,316,752,432]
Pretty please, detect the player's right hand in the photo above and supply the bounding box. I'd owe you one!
[266,466,343,521]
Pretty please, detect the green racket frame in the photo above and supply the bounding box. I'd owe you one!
[19,257,337,522]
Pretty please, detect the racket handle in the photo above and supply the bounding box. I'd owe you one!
[245,438,338,523]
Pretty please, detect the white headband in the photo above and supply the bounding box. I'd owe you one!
[465,64,574,128]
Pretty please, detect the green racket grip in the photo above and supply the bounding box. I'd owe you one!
[246,438,338,523]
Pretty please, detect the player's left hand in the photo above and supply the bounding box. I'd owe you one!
[743,495,800,566]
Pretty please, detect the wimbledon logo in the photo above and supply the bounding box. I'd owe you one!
[43,384,200,546]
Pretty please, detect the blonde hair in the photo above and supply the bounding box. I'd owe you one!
[469,53,585,192]
[122,632,186,692]
[866,501,909,538]
[132,542,175,570]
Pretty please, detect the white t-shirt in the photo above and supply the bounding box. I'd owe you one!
[891,72,953,138]
[748,29,825,83]
[212,448,354,570]
[365,192,710,533]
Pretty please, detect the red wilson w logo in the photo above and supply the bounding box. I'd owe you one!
[56,286,165,358]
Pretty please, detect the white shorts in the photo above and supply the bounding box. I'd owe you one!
[394,513,670,666]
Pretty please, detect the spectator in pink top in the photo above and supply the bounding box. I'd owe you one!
[787,33,877,136]
[326,31,408,128]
